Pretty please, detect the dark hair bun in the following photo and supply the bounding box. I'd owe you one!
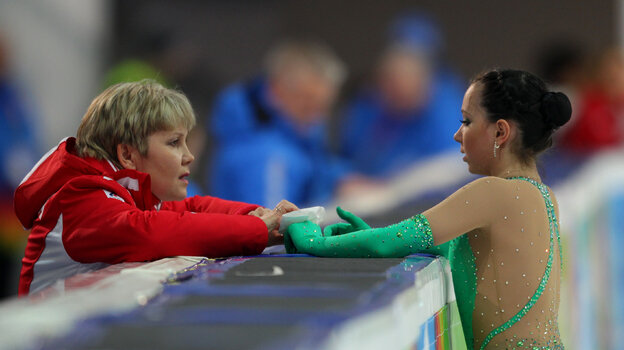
[540,91,572,128]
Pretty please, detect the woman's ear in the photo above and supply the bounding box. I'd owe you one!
[494,119,513,147]
[116,144,140,170]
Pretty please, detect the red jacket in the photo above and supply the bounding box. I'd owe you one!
[14,137,267,295]
[560,89,624,150]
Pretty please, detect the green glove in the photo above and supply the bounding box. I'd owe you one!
[285,221,322,254]
[284,225,298,254]
[323,207,371,237]
[286,214,434,258]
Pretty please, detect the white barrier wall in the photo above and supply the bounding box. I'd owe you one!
[554,148,624,350]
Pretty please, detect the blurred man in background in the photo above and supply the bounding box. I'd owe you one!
[208,40,361,207]
[339,13,465,178]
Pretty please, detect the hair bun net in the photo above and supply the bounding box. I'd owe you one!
[540,91,572,128]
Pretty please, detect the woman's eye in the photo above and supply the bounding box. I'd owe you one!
[460,119,471,125]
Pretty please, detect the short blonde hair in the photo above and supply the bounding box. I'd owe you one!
[264,40,347,87]
[76,80,195,168]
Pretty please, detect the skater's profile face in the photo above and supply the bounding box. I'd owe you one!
[454,83,498,175]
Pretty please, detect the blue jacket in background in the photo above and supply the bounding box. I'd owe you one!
[209,78,348,208]
[0,79,40,198]
[341,70,465,178]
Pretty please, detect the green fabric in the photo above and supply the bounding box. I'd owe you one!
[286,214,433,258]
[283,207,369,254]
[323,207,371,237]
[285,208,477,348]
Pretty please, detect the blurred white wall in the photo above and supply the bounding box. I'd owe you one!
[0,0,111,149]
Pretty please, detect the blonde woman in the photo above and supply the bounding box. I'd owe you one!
[15,80,296,296]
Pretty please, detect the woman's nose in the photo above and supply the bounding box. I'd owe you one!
[182,145,195,165]
[453,126,462,143]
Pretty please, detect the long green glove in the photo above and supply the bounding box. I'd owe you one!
[285,212,476,348]
[284,207,370,253]
[285,214,434,258]
[323,207,371,237]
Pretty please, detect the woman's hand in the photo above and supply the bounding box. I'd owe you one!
[247,207,271,217]
[255,199,299,247]
[259,209,283,246]
[272,199,298,215]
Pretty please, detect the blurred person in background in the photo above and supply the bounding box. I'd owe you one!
[339,12,465,178]
[559,46,624,152]
[529,40,589,182]
[536,39,587,113]
[209,40,366,208]
[0,32,41,298]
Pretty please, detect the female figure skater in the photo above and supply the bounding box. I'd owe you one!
[286,69,571,349]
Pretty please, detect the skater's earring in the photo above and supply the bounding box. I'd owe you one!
[493,141,500,158]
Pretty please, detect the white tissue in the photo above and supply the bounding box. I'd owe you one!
[279,206,326,233]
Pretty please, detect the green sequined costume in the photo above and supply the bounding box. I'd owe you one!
[286,177,563,349]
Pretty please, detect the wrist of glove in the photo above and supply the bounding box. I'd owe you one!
[285,221,324,254]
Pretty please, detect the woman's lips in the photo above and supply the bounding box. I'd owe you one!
[179,173,190,184]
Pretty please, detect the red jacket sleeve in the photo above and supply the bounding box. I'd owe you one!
[58,179,268,264]
[161,195,260,215]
